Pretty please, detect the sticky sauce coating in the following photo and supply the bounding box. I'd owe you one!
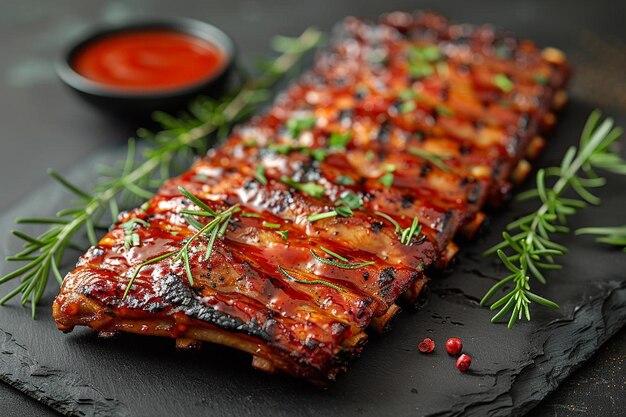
[54,12,570,384]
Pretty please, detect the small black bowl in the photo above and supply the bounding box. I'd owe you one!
[56,18,236,119]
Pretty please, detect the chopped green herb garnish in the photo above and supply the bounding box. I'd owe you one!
[365,150,375,161]
[179,186,217,216]
[243,140,258,147]
[336,191,363,210]
[280,176,325,198]
[120,218,150,250]
[373,212,424,246]
[409,45,442,62]
[334,205,354,217]
[268,143,302,154]
[328,131,352,150]
[435,105,454,116]
[311,247,375,269]
[400,216,423,245]
[275,230,289,241]
[408,147,453,172]
[400,100,416,114]
[262,221,281,229]
[267,143,327,162]
[278,265,345,291]
[285,115,316,138]
[308,148,329,162]
[406,45,442,79]
[308,205,353,223]
[408,62,434,79]
[493,73,514,93]
[379,172,394,187]
[320,246,349,262]
[335,175,355,185]
[373,211,402,233]
[254,164,267,185]
[308,211,338,222]
[241,212,262,218]
[398,88,417,100]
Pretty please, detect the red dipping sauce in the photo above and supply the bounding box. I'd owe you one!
[72,30,226,92]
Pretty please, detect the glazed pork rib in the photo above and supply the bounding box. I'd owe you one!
[53,11,570,383]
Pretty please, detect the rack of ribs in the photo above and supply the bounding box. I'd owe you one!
[53,11,570,384]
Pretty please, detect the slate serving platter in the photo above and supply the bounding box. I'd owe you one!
[2,1,626,415]
[1,96,625,416]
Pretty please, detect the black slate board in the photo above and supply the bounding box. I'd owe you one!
[2,1,626,415]
[1,97,625,416]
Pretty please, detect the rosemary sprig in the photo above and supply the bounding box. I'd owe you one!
[310,247,374,269]
[374,212,424,245]
[1,28,324,317]
[408,147,452,172]
[120,218,150,250]
[307,208,351,223]
[481,111,625,327]
[122,251,177,300]
[123,187,240,299]
[279,176,325,198]
[275,230,289,241]
[277,265,345,291]
[576,226,626,251]
[307,190,362,222]
[285,115,317,139]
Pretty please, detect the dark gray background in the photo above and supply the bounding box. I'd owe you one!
[0,1,624,415]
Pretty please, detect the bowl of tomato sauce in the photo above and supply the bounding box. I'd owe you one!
[57,18,236,118]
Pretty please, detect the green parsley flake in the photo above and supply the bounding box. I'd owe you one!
[328,132,352,150]
[254,164,267,185]
[280,176,325,198]
[493,74,514,93]
[435,105,454,117]
[337,191,363,210]
[285,116,316,139]
[262,221,281,229]
[275,230,289,240]
[379,172,394,188]
[400,100,416,114]
[335,175,355,185]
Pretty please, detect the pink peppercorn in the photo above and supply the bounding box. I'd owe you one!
[418,337,435,353]
[456,354,472,372]
[445,337,463,355]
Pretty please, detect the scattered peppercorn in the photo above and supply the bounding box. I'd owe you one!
[418,337,435,353]
[445,337,463,355]
[456,353,471,372]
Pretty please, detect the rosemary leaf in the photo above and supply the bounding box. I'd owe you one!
[482,111,626,327]
[279,176,325,198]
[278,265,344,291]
[408,147,452,172]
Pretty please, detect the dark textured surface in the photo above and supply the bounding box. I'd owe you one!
[1,1,625,416]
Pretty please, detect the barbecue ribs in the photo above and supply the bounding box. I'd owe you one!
[53,11,570,384]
